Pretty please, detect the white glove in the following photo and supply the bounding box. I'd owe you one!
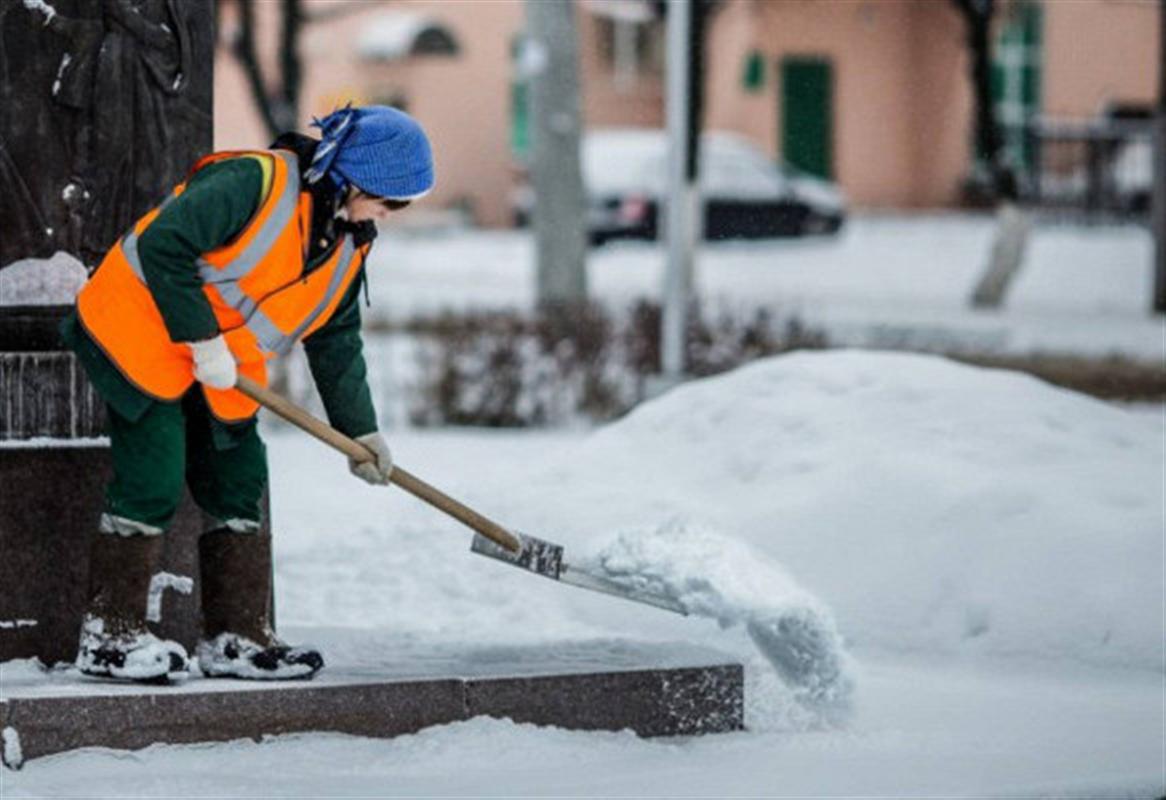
[188,335,237,390]
[350,432,393,485]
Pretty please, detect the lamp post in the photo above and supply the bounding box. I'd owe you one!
[1153,0,1165,313]
[662,0,702,382]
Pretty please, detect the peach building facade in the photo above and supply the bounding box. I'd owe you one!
[214,0,1161,224]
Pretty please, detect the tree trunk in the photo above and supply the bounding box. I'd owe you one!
[274,0,303,133]
[525,0,588,309]
[953,0,1014,200]
[1153,0,1165,313]
[968,13,1000,182]
[233,0,303,141]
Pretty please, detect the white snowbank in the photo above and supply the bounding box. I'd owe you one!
[269,350,1164,678]
[528,350,1164,671]
[273,349,1162,687]
[2,351,1162,793]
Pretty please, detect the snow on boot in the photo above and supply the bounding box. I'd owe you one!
[76,614,190,684]
[197,528,325,680]
[75,531,190,684]
[197,632,323,680]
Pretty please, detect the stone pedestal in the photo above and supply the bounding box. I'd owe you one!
[0,307,104,440]
[0,0,216,665]
[0,443,249,665]
[0,307,270,665]
[0,640,745,766]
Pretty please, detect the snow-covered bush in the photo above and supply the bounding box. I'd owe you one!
[407,301,829,427]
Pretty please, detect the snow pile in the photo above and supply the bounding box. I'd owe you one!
[594,519,853,710]
[273,350,1161,680]
[0,252,87,305]
[2,351,1160,792]
[505,350,1162,671]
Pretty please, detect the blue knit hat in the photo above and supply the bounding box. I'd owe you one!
[306,104,435,200]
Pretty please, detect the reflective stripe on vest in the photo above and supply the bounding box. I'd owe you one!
[196,150,300,283]
[287,234,356,344]
[121,150,298,285]
[117,151,359,356]
[120,192,180,283]
[205,234,359,356]
[78,147,368,422]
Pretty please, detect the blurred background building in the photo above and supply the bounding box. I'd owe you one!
[214,0,1159,227]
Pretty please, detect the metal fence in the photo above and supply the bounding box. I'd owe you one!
[1018,117,1154,223]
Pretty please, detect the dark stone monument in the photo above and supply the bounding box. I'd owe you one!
[0,0,218,665]
[0,0,214,268]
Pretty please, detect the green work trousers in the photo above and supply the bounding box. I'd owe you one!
[103,390,267,534]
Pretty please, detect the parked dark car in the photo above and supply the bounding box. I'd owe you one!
[514,128,847,245]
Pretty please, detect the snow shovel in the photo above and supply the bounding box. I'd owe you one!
[235,376,687,615]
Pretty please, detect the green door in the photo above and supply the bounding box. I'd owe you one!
[781,58,834,179]
[510,36,530,158]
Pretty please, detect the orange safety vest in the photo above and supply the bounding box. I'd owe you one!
[77,149,368,422]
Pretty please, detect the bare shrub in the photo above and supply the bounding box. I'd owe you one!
[408,301,829,428]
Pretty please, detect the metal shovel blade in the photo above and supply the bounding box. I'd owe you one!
[230,376,685,615]
[470,533,688,616]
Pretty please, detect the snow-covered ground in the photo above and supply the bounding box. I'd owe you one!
[2,660,1161,798]
[368,215,1164,361]
[3,350,1163,796]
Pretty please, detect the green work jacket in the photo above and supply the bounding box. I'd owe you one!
[61,155,379,445]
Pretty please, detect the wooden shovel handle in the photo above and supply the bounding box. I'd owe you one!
[235,375,522,554]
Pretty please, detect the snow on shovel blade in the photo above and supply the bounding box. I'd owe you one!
[469,529,565,577]
[470,533,688,616]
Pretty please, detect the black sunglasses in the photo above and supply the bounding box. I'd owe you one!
[356,190,412,211]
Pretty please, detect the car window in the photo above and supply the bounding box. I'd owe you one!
[701,149,785,199]
[584,135,666,195]
[583,130,793,200]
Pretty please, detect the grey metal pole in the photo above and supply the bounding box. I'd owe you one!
[663,0,695,381]
[1153,0,1166,313]
[526,0,588,309]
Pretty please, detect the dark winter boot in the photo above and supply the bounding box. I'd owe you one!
[75,531,190,683]
[196,529,324,680]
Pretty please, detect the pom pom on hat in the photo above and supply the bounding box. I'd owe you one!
[307,104,435,200]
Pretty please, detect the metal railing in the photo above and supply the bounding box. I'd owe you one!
[1017,117,1154,223]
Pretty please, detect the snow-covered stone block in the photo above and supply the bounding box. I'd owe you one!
[0,447,264,665]
[0,253,86,307]
[0,641,742,765]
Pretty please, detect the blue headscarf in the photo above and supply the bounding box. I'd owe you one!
[306,104,435,200]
